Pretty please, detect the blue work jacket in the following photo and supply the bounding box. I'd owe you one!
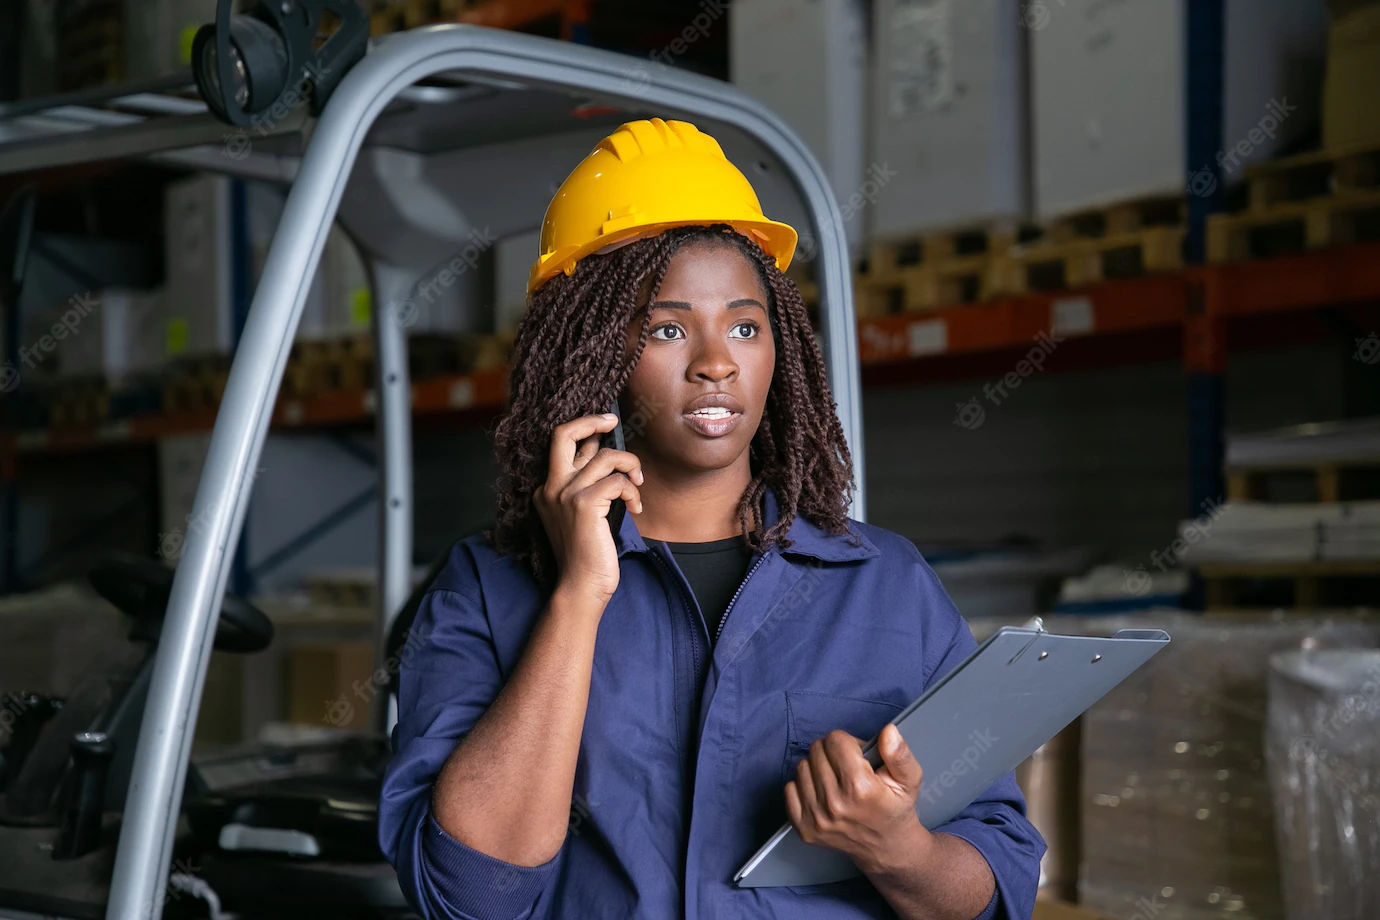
[380,484,1045,919]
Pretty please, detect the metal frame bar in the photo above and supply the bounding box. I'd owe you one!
[372,263,415,732]
[98,24,860,917]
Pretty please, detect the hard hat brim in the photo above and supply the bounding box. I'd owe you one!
[527,217,798,295]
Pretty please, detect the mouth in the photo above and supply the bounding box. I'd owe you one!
[682,406,742,438]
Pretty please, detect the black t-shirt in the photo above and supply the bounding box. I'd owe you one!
[651,534,754,646]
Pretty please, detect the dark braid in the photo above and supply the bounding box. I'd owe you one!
[488,223,859,593]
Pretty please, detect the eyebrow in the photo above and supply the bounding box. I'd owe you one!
[648,298,767,312]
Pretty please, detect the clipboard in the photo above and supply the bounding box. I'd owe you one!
[733,621,1170,887]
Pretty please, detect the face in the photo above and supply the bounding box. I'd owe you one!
[620,240,775,477]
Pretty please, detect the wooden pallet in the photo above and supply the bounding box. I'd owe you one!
[1014,196,1187,293]
[1227,460,1380,504]
[856,223,1028,315]
[305,573,376,610]
[1202,560,1380,609]
[1013,225,1186,293]
[285,335,376,398]
[370,0,469,34]
[1241,141,1380,211]
[58,5,124,91]
[163,356,231,415]
[282,332,516,399]
[463,332,515,373]
[1207,187,1380,263]
[46,378,110,428]
[1208,142,1380,263]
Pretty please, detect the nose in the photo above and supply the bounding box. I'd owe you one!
[687,333,738,383]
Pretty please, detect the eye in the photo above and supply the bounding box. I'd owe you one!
[729,321,760,339]
[650,323,684,341]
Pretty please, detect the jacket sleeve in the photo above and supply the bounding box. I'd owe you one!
[914,556,1047,920]
[378,579,561,920]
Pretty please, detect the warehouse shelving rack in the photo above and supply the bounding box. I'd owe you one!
[5,241,1379,455]
[0,25,863,919]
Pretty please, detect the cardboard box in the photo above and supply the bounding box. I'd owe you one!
[321,225,373,339]
[1031,0,1327,219]
[1322,2,1380,150]
[48,288,165,382]
[494,229,540,336]
[164,174,236,357]
[870,0,1029,236]
[732,0,869,252]
[124,0,219,81]
[247,181,375,342]
[1079,614,1380,920]
[287,642,376,732]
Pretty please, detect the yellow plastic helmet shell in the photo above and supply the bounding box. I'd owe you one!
[527,117,798,294]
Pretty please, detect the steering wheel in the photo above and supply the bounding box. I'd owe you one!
[88,554,274,654]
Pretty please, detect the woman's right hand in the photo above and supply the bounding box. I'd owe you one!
[533,413,644,606]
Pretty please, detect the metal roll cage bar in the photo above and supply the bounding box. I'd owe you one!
[4,24,864,918]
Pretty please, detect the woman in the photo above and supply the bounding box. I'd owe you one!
[379,118,1044,919]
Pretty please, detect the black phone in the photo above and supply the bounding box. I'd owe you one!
[601,398,627,536]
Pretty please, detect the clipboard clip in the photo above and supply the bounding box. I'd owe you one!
[1008,616,1046,664]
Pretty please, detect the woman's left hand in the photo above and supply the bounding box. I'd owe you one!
[783,723,933,876]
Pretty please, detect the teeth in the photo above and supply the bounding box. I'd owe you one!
[690,407,733,419]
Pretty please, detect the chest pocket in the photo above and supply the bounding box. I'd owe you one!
[782,690,905,786]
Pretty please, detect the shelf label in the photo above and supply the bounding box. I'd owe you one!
[907,319,948,356]
[96,422,132,442]
[449,379,475,409]
[350,288,372,326]
[167,317,189,356]
[1051,297,1095,336]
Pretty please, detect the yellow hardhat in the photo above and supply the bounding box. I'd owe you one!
[527,117,798,294]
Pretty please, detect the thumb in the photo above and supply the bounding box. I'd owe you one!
[877,724,923,792]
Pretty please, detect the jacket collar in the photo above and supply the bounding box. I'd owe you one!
[614,483,879,563]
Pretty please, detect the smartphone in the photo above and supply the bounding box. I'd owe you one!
[601,398,627,536]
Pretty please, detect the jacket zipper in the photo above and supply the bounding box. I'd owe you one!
[714,549,769,646]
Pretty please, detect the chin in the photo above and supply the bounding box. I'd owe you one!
[658,433,752,473]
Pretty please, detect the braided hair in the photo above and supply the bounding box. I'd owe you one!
[486,223,859,592]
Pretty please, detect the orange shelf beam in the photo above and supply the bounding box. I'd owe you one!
[5,244,1380,458]
[452,0,588,35]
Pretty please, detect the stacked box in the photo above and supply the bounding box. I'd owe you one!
[246,181,335,343]
[1031,0,1327,219]
[731,0,869,251]
[1078,613,1380,920]
[1323,1,1380,150]
[870,0,1029,237]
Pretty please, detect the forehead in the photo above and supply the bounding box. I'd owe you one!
[652,240,768,304]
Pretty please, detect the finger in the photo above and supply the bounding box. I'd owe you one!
[572,430,602,471]
[784,781,804,830]
[549,414,620,481]
[563,447,644,496]
[825,731,874,795]
[576,468,644,517]
[794,757,817,815]
[808,738,840,813]
[876,724,923,793]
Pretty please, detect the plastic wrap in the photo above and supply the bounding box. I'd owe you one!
[1266,649,1380,920]
[1067,612,1380,920]
[1016,721,1082,903]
